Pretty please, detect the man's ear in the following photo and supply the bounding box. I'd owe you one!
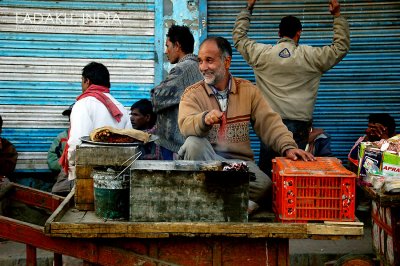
[224,56,232,69]
[174,41,181,50]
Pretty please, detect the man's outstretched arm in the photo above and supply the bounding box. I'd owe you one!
[233,0,273,68]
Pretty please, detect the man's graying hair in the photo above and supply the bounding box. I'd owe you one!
[201,36,232,60]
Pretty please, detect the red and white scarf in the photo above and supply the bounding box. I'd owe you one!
[59,84,123,174]
[76,84,122,122]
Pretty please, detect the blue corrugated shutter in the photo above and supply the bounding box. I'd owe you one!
[0,0,156,172]
[207,0,400,164]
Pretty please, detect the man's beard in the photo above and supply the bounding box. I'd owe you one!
[203,71,216,85]
[202,67,224,86]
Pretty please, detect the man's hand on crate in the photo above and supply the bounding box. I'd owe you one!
[284,148,315,162]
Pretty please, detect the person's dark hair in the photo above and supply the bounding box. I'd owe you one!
[279,16,302,38]
[0,115,2,130]
[82,62,110,88]
[167,25,195,54]
[201,36,232,59]
[131,99,156,126]
[368,113,396,137]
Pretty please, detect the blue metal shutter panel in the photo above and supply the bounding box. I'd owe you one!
[0,1,156,172]
[207,0,400,164]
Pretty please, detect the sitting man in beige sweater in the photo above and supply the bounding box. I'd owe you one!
[178,36,314,213]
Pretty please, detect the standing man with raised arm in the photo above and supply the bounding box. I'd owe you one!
[233,0,350,175]
[151,25,203,160]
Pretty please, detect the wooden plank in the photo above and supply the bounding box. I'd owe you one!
[74,203,94,211]
[26,244,37,266]
[363,185,400,207]
[76,145,139,166]
[75,165,93,211]
[45,188,74,233]
[0,216,179,266]
[53,253,62,266]
[75,165,93,177]
[48,198,363,240]
[307,223,364,236]
[324,221,364,226]
[48,204,364,239]
[82,210,98,220]
[212,240,221,265]
[266,238,289,266]
[49,204,309,238]
[10,183,64,211]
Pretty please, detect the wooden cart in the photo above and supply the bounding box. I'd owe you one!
[0,143,366,265]
[0,181,364,266]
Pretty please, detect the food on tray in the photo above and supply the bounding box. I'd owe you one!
[89,126,151,144]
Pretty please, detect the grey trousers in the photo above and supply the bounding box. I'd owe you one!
[51,171,74,196]
[178,136,272,206]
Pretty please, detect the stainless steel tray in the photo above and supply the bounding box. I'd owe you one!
[80,134,158,147]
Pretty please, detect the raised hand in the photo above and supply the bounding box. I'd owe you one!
[247,0,257,8]
[366,123,389,141]
[329,0,341,17]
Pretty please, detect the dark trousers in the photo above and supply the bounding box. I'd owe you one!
[258,119,311,175]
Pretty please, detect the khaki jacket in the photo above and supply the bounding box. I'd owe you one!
[233,10,350,121]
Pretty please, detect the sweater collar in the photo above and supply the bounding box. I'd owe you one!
[178,53,198,63]
[277,37,298,46]
[204,74,237,95]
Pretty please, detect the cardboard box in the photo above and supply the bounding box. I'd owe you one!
[382,152,400,177]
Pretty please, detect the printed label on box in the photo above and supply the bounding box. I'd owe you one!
[382,152,400,177]
[382,163,400,177]
[359,148,382,180]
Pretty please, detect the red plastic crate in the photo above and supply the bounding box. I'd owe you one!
[272,157,356,223]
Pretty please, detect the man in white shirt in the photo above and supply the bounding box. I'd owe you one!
[60,62,132,181]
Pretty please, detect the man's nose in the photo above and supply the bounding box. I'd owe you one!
[199,62,207,71]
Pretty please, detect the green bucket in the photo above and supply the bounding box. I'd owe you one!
[92,167,130,220]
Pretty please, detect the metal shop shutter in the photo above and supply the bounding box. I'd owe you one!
[0,0,156,172]
[206,0,400,164]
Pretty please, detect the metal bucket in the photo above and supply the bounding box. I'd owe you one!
[92,167,130,220]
